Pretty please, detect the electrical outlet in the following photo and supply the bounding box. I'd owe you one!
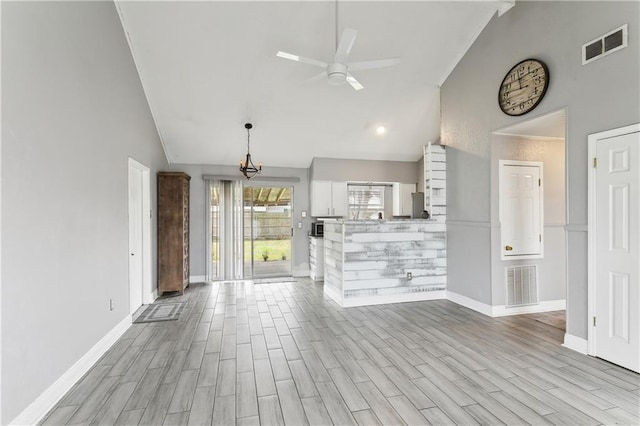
[298,222,302,229]
[406,272,412,280]
[109,298,114,311]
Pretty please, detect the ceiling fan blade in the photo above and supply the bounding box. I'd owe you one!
[348,58,401,71]
[346,73,364,91]
[305,71,328,83]
[334,29,357,63]
[276,51,327,68]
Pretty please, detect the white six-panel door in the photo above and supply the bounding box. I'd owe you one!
[499,161,543,259]
[589,124,639,373]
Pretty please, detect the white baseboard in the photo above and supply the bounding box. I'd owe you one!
[341,290,447,307]
[10,315,132,426]
[144,289,158,306]
[189,275,206,284]
[293,266,310,278]
[446,291,494,316]
[323,285,343,305]
[562,333,588,354]
[491,299,566,317]
[325,287,446,308]
[446,292,566,318]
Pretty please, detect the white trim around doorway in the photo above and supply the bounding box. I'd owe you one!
[128,158,153,308]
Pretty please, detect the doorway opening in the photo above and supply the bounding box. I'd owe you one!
[490,109,567,336]
[243,186,293,278]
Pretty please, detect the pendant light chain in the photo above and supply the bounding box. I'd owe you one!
[239,122,262,180]
[246,125,251,153]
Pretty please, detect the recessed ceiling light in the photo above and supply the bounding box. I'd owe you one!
[376,126,387,135]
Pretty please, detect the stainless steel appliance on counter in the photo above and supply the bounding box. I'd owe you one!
[311,222,324,237]
[411,192,426,219]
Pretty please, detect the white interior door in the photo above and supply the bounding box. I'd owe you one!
[593,127,639,372]
[128,160,144,314]
[499,161,543,258]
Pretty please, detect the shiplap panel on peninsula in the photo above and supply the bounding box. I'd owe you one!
[324,220,446,306]
[309,236,324,281]
[323,224,344,301]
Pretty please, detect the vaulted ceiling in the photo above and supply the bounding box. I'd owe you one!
[116,1,512,168]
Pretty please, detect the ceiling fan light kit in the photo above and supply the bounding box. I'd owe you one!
[239,123,262,180]
[327,63,348,85]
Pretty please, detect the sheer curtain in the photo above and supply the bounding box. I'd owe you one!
[231,180,244,279]
[206,179,244,281]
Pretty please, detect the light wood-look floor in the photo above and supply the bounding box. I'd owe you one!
[42,279,639,425]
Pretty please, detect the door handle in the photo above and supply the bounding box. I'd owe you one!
[505,245,513,251]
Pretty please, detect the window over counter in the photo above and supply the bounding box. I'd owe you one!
[348,184,386,220]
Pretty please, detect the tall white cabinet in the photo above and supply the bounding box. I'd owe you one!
[424,142,446,222]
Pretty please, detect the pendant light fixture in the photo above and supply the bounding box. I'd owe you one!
[239,122,262,179]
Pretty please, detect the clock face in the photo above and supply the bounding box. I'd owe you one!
[499,59,549,116]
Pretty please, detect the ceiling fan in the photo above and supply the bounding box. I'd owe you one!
[276,6,400,91]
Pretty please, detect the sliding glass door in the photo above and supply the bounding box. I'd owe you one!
[243,186,292,278]
[208,181,292,280]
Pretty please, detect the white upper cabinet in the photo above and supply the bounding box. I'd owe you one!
[331,182,348,217]
[392,183,415,216]
[310,180,347,217]
[311,181,332,216]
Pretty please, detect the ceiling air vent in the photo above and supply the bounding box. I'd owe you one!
[582,24,628,65]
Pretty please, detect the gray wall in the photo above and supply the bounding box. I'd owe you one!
[490,135,566,305]
[1,2,168,423]
[170,164,312,278]
[311,157,420,184]
[441,1,639,337]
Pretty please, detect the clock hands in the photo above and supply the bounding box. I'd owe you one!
[499,59,549,116]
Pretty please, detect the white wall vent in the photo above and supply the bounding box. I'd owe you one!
[582,24,628,65]
[506,265,538,307]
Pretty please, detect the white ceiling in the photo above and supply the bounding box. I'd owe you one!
[116,1,509,168]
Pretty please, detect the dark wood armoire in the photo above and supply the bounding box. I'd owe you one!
[157,172,190,295]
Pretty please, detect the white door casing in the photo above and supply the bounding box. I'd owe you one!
[588,124,639,373]
[499,160,544,259]
[128,158,152,315]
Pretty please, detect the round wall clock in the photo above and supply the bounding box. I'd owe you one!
[498,59,549,116]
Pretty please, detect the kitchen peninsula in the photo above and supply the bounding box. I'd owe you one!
[323,219,446,307]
